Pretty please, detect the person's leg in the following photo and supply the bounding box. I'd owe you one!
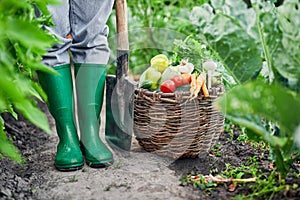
[38,65,84,171]
[37,0,83,171]
[69,0,113,64]
[36,0,73,67]
[74,64,113,167]
[70,0,114,167]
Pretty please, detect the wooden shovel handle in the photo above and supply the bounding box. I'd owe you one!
[116,0,129,50]
[115,0,129,79]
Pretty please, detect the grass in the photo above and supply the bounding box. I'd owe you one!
[210,144,221,157]
[181,125,300,199]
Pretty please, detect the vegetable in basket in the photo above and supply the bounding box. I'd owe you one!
[160,80,176,93]
[140,80,153,89]
[181,73,192,84]
[203,60,216,89]
[160,74,190,93]
[189,73,209,98]
[150,54,169,73]
[177,59,194,74]
[171,75,185,87]
[138,67,162,89]
[138,54,170,90]
[159,66,181,84]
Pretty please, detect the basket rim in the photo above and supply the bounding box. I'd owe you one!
[135,84,225,99]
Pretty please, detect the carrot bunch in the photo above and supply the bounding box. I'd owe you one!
[189,73,209,98]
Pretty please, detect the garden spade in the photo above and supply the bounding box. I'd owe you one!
[105,0,136,150]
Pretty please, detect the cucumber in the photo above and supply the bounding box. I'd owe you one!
[140,80,153,89]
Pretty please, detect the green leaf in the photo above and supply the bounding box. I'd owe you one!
[225,114,287,147]
[6,105,18,120]
[0,0,30,13]
[14,99,51,134]
[0,0,58,163]
[211,0,258,38]
[33,0,61,16]
[30,81,48,102]
[236,172,244,179]
[225,114,267,138]
[24,59,58,75]
[272,0,300,81]
[217,80,300,135]
[0,117,23,164]
[0,96,7,112]
[191,1,262,83]
[5,18,54,54]
[0,68,51,134]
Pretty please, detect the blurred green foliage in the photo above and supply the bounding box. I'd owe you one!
[107,0,210,75]
[0,0,58,163]
[202,0,300,177]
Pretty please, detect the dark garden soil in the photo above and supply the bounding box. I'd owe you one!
[1,101,300,200]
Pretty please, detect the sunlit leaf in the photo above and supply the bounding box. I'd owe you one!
[273,0,300,81]
[0,0,58,163]
[14,100,51,134]
[0,0,30,13]
[0,117,23,164]
[190,1,262,83]
[0,65,51,135]
[33,0,61,16]
[217,80,300,135]
[225,114,287,147]
[5,18,54,54]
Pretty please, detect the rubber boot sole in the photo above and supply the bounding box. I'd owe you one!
[80,142,113,168]
[86,159,113,168]
[55,163,84,172]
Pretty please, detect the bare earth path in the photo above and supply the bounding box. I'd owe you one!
[25,101,200,200]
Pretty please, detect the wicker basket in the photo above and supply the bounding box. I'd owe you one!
[133,84,225,159]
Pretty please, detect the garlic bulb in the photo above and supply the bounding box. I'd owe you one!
[178,59,194,74]
[203,60,217,89]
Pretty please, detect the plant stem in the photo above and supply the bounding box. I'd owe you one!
[251,1,277,84]
[273,146,288,178]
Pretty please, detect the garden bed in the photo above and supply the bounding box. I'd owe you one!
[1,102,300,200]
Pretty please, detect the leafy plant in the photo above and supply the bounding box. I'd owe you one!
[181,162,258,193]
[191,0,300,177]
[0,0,58,163]
[237,169,294,200]
[107,0,210,75]
[171,36,213,68]
[210,143,221,157]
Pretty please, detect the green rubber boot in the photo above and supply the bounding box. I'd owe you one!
[38,64,84,171]
[74,63,113,168]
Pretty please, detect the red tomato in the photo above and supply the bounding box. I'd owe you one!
[160,80,176,93]
[171,75,184,87]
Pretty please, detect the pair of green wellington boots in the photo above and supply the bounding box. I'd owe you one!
[38,64,113,171]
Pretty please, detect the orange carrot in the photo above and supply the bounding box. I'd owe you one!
[190,74,197,95]
[194,75,204,97]
[182,73,192,84]
[202,82,209,97]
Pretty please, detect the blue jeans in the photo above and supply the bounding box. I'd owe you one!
[37,0,114,67]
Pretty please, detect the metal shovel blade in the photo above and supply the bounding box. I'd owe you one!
[105,74,136,151]
[105,0,134,150]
